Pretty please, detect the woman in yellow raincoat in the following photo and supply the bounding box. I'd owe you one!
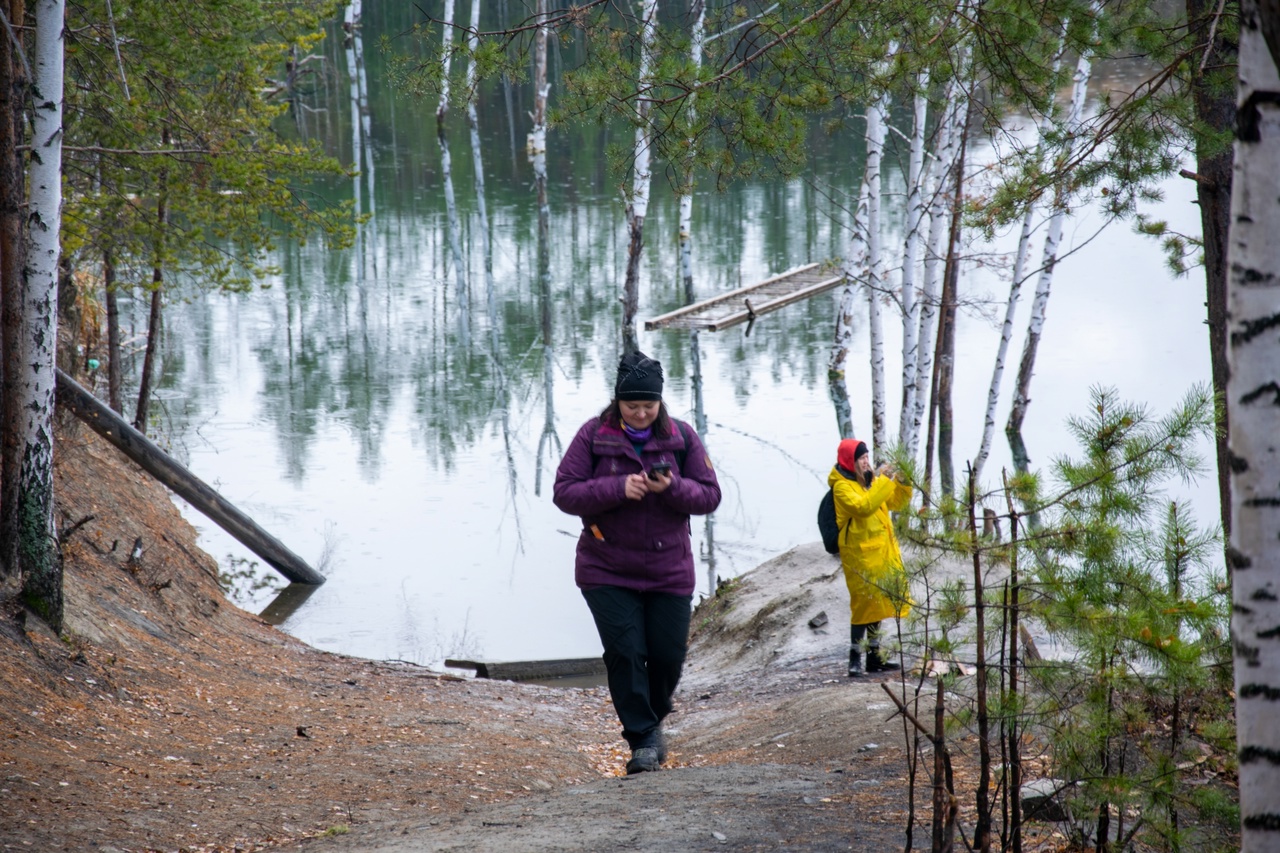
[829,438,912,677]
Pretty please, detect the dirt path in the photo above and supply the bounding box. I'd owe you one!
[1,425,935,852]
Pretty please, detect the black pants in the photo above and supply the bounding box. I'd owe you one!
[850,621,883,649]
[582,586,692,751]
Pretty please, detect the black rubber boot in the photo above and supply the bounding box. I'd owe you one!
[866,646,900,673]
[847,648,863,677]
[626,747,660,775]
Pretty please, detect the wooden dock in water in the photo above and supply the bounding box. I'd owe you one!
[644,262,844,332]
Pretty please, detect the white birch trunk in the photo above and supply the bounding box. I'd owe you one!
[972,40,1066,484]
[865,87,890,456]
[436,0,468,339]
[436,0,453,122]
[344,2,362,258]
[465,0,494,348]
[897,72,929,446]
[908,82,962,459]
[352,0,375,274]
[677,1,706,302]
[1229,4,1280,846]
[20,0,66,625]
[622,0,658,352]
[1007,14,1095,449]
[527,0,548,188]
[830,106,880,442]
[630,0,657,224]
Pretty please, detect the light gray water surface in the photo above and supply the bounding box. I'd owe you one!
[135,4,1215,669]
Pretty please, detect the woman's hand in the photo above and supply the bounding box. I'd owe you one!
[624,473,650,501]
[646,470,672,494]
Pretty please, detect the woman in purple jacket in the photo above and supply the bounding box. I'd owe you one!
[553,351,722,775]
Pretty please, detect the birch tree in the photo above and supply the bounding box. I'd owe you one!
[465,0,493,347]
[1006,4,1099,472]
[436,0,469,342]
[621,0,657,355]
[972,36,1068,485]
[1228,2,1280,846]
[896,71,929,448]
[864,62,892,457]
[676,0,706,304]
[909,78,963,461]
[13,0,64,627]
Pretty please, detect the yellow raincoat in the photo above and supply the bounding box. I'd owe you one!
[829,466,913,625]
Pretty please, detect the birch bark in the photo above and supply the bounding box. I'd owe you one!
[18,0,65,628]
[897,72,929,446]
[1006,6,1097,470]
[622,0,657,355]
[352,0,375,277]
[865,86,889,456]
[465,0,494,351]
[677,1,705,303]
[1228,4,1280,847]
[436,0,469,341]
[909,81,962,460]
[972,39,1066,484]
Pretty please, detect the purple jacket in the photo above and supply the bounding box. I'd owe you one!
[553,416,722,595]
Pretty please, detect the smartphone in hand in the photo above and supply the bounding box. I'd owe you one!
[648,462,672,481]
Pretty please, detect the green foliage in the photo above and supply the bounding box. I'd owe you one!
[61,0,355,294]
[1018,386,1229,848]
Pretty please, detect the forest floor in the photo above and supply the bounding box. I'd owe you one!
[0,419,1228,852]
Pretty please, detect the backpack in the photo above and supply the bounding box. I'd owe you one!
[818,468,856,554]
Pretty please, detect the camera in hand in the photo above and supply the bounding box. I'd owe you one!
[648,462,672,481]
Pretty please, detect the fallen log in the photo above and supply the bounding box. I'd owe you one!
[55,368,325,586]
[445,657,606,682]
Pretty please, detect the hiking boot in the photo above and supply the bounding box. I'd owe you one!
[847,649,863,677]
[655,728,668,765]
[626,747,661,775]
[866,647,900,673]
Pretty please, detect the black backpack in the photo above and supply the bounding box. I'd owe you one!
[818,468,856,554]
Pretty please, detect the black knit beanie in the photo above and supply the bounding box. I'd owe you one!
[615,351,664,401]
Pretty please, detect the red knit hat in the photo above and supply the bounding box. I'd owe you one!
[837,438,868,471]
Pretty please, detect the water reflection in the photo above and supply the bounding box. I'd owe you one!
[163,3,1214,666]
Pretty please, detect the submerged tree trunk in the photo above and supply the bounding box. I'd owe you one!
[18,0,65,629]
[1229,4,1280,848]
[621,0,657,355]
[831,117,877,440]
[1186,0,1237,543]
[436,0,469,343]
[466,0,493,351]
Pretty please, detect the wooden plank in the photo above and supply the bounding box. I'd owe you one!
[643,263,820,330]
[445,657,606,681]
[55,368,327,586]
[708,274,846,331]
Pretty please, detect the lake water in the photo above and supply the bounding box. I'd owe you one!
[139,5,1214,669]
